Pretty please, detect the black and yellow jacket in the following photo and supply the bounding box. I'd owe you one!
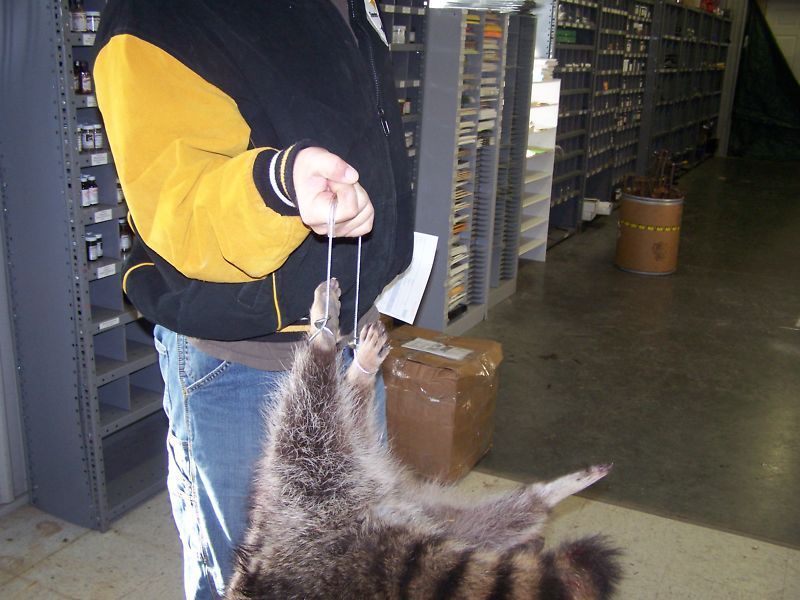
[94,0,414,341]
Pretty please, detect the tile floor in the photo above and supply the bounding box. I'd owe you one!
[1,471,797,599]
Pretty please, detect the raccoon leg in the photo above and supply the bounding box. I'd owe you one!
[347,320,390,388]
[403,465,613,550]
[309,277,341,351]
[531,464,612,508]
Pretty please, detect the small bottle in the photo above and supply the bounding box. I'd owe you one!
[119,217,133,255]
[76,126,83,153]
[72,60,81,93]
[81,125,95,151]
[115,178,125,203]
[80,175,91,207]
[85,233,98,261]
[92,125,104,150]
[85,11,101,32]
[70,0,86,32]
[74,60,92,94]
[87,175,99,205]
[95,233,104,258]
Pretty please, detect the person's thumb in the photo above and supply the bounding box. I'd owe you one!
[314,151,359,184]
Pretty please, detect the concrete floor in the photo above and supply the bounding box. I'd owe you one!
[1,157,798,597]
[1,473,799,599]
[471,157,800,548]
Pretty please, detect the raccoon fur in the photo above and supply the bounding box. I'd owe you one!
[227,279,621,599]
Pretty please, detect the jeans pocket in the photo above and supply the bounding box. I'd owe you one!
[178,336,232,393]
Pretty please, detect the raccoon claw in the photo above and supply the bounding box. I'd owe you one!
[538,464,613,508]
[351,321,389,378]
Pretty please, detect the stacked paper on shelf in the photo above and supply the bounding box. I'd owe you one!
[533,58,558,82]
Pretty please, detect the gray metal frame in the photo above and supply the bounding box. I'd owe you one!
[0,0,165,530]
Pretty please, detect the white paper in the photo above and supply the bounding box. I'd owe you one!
[402,337,473,361]
[374,231,437,324]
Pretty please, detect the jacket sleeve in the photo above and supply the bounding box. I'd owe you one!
[94,34,311,283]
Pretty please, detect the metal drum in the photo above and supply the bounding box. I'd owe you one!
[615,192,684,275]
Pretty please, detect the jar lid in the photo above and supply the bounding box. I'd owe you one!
[87,175,96,181]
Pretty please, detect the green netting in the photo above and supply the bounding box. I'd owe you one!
[729,0,800,160]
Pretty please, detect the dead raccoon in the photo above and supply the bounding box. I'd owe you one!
[227,279,621,599]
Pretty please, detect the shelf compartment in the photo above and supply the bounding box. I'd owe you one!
[524,171,551,184]
[95,340,158,386]
[518,237,547,256]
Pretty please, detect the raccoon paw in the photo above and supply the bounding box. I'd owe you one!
[309,278,340,347]
[351,320,390,378]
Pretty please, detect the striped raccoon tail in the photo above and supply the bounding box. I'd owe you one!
[539,536,622,599]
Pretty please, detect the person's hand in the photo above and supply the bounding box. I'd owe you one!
[293,147,374,237]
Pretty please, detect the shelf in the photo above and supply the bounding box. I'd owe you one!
[555,43,595,51]
[88,257,120,282]
[523,192,550,208]
[99,386,163,438]
[518,237,547,256]
[66,31,96,46]
[74,94,98,108]
[81,203,127,226]
[77,150,113,168]
[95,340,158,386]
[380,3,426,16]
[390,43,424,52]
[520,215,547,232]
[91,305,142,335]
[553,169,583,184]
[524,170,551,184]
[556,129,586,142]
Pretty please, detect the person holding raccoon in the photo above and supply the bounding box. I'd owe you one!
[93,1,414,597]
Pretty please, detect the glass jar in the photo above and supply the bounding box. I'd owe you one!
[81,125,95,151]
[119,217,133,255]
[92,125,104,150]
[85,11,101,33]
[70,0,86,32]
[80,175,91,207]
[87,175,99,205]
[85,233,98,261]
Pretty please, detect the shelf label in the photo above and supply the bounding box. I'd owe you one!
[81,33,96,46]
[90,152,108,166]
[96,263,117,279]
[85,95,97,107]
[98,316,120,331]
[93,209,112,223]
[401,6,411,13]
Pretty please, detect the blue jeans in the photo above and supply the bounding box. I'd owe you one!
[154,325,386,599]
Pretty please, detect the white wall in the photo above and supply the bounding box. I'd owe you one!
[758,0,800,82]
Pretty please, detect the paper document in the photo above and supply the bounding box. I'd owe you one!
[375,232,438,324]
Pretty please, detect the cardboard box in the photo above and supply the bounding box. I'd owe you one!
[382,326,503,483]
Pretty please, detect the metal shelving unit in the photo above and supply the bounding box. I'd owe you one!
[551,0,599,235]
[415,8,510,334]
[381,1,429,183]
[520,79,561,261]
[550,0,733,231]
[0,1,165,531]
[491,13,538,306]
[642,0,731,168]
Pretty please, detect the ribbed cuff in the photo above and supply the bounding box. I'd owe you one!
[253,139,315,216]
